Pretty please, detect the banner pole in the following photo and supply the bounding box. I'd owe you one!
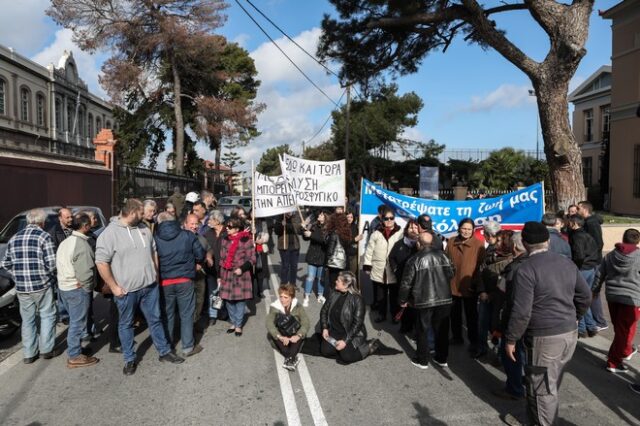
[541,180,546,215]
[357,177,364,275]
[251,161,256,236]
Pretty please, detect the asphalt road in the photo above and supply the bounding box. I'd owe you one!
[0,241,638,425]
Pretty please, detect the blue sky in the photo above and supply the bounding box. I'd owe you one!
[0,0,615,171]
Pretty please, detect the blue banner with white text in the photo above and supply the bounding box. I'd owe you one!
[360,179,544,238]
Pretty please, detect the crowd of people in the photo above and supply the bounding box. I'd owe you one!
[1,190,639,425]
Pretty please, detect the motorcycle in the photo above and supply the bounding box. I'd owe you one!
[0,269,21,338]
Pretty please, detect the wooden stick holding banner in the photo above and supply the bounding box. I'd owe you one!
[251,160,256,236]
[541,180,546,215]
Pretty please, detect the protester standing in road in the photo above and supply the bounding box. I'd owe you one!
[203,210,226,325]
[96,199,184,376]
[505,222,591,426]
[476,220,503,358]
[324,213,352,298]
[593,228,640,373]
[445,218,485,353]
[56,212,99,368]
[346,210,363,275]
[266,283,310,371]
[1,208,59,364]
[302,210,327,306]
[219,217,256,336]
[363,206,403,323]
[399,232,454,369]
[155,212,205,357]
[48,207,73,323]
[389,219,420,332]
[141,199,157,234]
[274,213,301,286]
[542,213,571,258]
[184,213,213,327]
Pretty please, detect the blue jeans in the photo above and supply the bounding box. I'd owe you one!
[578,269,597,333]
[478,300,493,353]
[161,282,195,353]
[500,338,525,397]
[279,249,299,285]
[114,283,171,363]
[590,292,608,328]
[59,288,91,358]
[304,264,324,296]
[17,287,57,358]
[226,300,246,328]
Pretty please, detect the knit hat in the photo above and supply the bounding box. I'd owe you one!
[521,221,549,244]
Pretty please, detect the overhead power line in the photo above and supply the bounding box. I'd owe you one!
[304,89,347,146]
[234,0,339,107]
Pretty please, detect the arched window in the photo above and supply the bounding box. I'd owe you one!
[0,79,6,116]
[96,116,102,132]
[88,113,94,138]
[36,93,46,127]
[78,108,85,137]
[20,87,31,122]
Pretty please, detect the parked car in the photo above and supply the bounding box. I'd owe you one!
[0,206,107,260]
[217,196,252,219]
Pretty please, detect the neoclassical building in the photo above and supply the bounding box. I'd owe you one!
[0,44,114,161]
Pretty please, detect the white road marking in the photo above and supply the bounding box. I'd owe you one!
[267,270,301,426]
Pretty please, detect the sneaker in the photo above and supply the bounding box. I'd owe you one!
[502,413,524,426]
[623,345,638,361]
[282,357,295,371]
[606,364,629,373]
[595,324,609,332]
[578,331,587,339]
[317,295,326,304]
[159,351,185,364]
[67,354,99,369]
[291,356,300,369]
[23,354,39,364]
[123,361,137,376]
[433,359,448,368]
[630,383,640,395]
[410,358,429,370]
[302,295,310,307]
[183,344,203,358]
[587,329,598,337]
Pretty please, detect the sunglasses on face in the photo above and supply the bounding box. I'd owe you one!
[383,217,395,221]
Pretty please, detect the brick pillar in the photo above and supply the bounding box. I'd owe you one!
[93,129,116,170]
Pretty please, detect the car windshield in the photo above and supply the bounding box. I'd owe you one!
[218,197,236,205]
[0,214,58,243]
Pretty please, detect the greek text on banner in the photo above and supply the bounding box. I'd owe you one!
[279,153,345,207]
[252,171,297,218]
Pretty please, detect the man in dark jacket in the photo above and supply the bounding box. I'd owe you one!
[567,214,600,338]
[593,228,640,373]
[578,200,608,330]
[155,212,205,357]
[399,232,454,369]
[542,213,571,258]
[505,222,591,426]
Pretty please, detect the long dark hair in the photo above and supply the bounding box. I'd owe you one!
[326,213,352,242]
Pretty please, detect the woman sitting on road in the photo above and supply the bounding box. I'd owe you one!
[218,217,256,336]
[302,209,328,306]
[319,271,378,364]
[266,283,310,371]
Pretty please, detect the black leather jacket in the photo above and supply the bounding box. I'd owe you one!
[569,228,599,270]
[398,247,455,309]
[320,291,367,349]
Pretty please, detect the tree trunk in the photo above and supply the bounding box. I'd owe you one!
[172,61,185,176]
[535,79,585,212]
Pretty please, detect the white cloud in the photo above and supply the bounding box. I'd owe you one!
[232,33,251,47]
[31,29,107,98]
[464,84,536,112]
[0,0,52,54]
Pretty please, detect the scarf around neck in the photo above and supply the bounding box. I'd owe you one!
[223,230,250,270]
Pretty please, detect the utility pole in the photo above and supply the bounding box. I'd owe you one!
[344,84,351,165]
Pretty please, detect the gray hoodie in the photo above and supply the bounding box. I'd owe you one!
[95,219,157,293]
[594,243,640,307]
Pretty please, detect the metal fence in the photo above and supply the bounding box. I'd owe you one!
[117,165,200,203]
[437,149,540,163]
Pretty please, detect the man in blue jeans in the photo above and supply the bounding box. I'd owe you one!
[154,212,205,357]
[56,212,99,368]
[1,208,60,363]
[96,199,184,376]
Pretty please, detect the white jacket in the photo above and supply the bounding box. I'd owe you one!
[363,227,403,284]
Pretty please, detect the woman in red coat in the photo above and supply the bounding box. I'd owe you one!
[219,218,256,336]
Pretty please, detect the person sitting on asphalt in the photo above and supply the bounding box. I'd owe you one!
[155,212,205,358]
[399,232,454,370]
[593,228,640,374]
[56,212,99,369]
[319,271,379,364]
[266,283,310,371]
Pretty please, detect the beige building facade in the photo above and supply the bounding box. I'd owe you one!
[568,65,611,190]
[603,0,640,215]
[0,45,113,162]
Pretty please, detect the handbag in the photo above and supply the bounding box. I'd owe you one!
[275,312,301,337]
[327,239,347,269]
[210,293,223,310]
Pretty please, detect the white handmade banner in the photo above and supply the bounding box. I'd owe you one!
[252,171,297,218]
[279,154,346,207]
